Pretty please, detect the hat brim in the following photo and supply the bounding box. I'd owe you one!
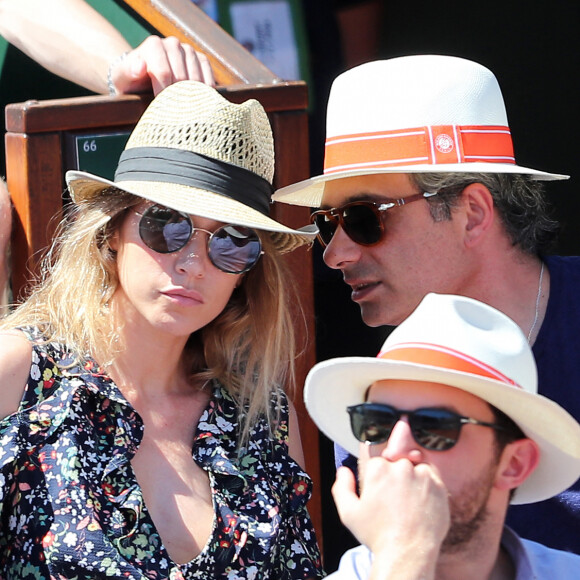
[304,357,580,505]
[273,163,570,208]
[66,171,317,254]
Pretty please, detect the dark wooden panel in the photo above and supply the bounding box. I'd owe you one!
[270,109,322,545]
[6,131,63,299]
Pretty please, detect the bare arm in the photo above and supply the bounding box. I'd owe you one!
[0,331,33,420]
[0,0,130,93]
[332,459,450,580]
[287,398,306,468]
[0,0,214,95]
[0,181,11,308]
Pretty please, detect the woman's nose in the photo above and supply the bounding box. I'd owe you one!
[175,230,210,276]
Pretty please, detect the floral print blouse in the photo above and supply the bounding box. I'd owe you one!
[0,327,323,579]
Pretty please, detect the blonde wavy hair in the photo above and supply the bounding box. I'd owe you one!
[2,188,302,443]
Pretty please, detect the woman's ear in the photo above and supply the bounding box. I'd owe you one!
[461,183,495,247]
[494,438,540,494]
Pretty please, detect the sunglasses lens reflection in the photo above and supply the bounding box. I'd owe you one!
[342,204,383,245]
[208,226,262,274]
[313,214,337,246]
[311,203,383,247]
[410,410,460,451]
[139,206,193,253]
[349,406,397,444]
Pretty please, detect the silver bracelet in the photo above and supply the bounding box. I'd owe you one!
[107,51,130,96]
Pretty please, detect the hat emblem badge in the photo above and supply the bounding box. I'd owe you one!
[435,133,454,154]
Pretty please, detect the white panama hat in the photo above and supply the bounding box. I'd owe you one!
[66,81,317,253]
[273,55,569,208]
[305,293,580,505]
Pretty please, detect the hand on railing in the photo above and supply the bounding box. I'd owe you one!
[108,35,215,96]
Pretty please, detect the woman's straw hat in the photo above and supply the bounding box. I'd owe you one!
[66,81,317,253]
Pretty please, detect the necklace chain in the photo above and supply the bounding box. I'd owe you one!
[527,262,544,343]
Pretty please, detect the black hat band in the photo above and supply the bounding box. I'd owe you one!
[114,147,273,216]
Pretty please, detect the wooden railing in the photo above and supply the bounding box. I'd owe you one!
[124,0,279,85]
[5,0,323,552]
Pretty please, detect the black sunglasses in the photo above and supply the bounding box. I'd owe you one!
[310,192,437,247]
[348,403,505,451]
[135,204,263,274]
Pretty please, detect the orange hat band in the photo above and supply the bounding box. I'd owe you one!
[324,124,515,174]
[377,343,520,387]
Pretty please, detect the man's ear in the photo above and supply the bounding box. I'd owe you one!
[108,230,119,252]
[461,183,495,247]
[494,438,540,493]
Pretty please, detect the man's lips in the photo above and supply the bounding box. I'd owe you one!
[345,279,381,301]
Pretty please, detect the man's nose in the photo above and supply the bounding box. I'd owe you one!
[322,225,362,270]
[369,417,424,465]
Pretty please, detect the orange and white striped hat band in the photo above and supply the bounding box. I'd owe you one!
[324,124,515,175]
[377,342,521,388]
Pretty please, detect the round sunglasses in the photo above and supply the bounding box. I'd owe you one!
[310,192,438,247]
[348,402,505,451]
[135,204,263,274]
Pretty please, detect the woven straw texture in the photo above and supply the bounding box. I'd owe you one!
[125,81,274,183]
